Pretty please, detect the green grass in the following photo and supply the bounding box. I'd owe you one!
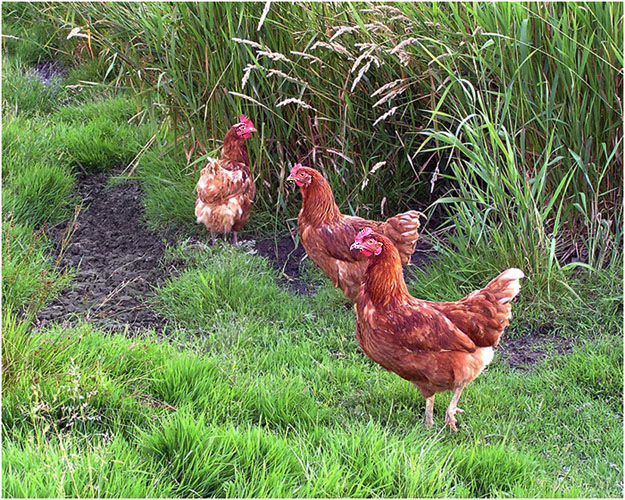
[1,220,74,315]
[134,145,203,233]
[1,56,66,115]
[1,52,157,318]
[3,161,75,228]
[154,241,314,330]
[2,242,622,497]
[1,3,61,65]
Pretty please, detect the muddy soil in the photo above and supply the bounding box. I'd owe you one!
[32,61,66,85]
[34,171,358,331]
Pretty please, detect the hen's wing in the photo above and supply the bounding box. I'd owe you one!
[196,158,251,204]
[430,268,525,347]
[383,300,479,353]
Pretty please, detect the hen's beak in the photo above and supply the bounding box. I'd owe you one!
[250,126,257,133]
[286,173,295,182]
[350,241,361,251]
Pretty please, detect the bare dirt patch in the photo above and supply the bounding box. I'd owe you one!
[499,325,574,371]
[37,172,171,333]
[32,61,66,85]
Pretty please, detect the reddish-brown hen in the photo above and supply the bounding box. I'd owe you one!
[350,228,524,431]
[195,115,256,244]
[288,164,422,301]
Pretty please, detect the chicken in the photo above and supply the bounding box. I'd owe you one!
[350,228,524,431]
[287,164,422,301]
[195,115,256,245]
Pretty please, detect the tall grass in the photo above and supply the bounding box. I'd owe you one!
[4,2,622,282]
[44,1,622,278]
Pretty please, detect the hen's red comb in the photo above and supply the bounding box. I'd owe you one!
[239,115,254,127]
[355,227,374,244]
[290,163,304,175]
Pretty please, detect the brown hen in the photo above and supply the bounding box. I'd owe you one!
[195,115,256,244]
[350,228,524,431]
[288,164,422,301]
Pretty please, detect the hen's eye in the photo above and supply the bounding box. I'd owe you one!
[367,239,375,245]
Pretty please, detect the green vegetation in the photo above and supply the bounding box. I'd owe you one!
[1,50,156,318]
[2,2,622,498]
[47,1,623,280]
[3,241,622,497]
[1,219,74,315]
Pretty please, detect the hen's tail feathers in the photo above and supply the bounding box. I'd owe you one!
[382,210,423,265]
[437,268,525,347]
[484,268,525,305]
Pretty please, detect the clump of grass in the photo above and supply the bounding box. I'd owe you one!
[141,412,304,498]
[3,94,156,177]
[155,240,310,330]
[62,117,155,172]
[2,114,68,178]
[134,144,202,233]
[3,162,75,228]
[1,56,66,115]
[2,434,174,498]
[53,95,140,125]
[450,442,541,497]
[1,220,73,315]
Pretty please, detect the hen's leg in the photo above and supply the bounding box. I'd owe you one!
[210,230,216,246]
[445,384,466,432]
[425,395,435,430]
[232,231,238,245]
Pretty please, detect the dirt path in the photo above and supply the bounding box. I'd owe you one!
[37,173,171,333]
[499,326,574,371]
[35,171,347,331]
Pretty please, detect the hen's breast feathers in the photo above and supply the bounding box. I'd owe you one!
[196,158,252,205]
[195,157,254,234]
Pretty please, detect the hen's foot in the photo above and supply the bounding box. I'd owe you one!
[444,407,464,432]
[232,231,239,245]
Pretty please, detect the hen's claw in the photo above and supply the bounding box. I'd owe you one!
[445,407,464,432]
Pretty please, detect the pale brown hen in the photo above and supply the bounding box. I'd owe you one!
[288,164,422,301]
[195,115,256,244]
[351,228,524,431]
